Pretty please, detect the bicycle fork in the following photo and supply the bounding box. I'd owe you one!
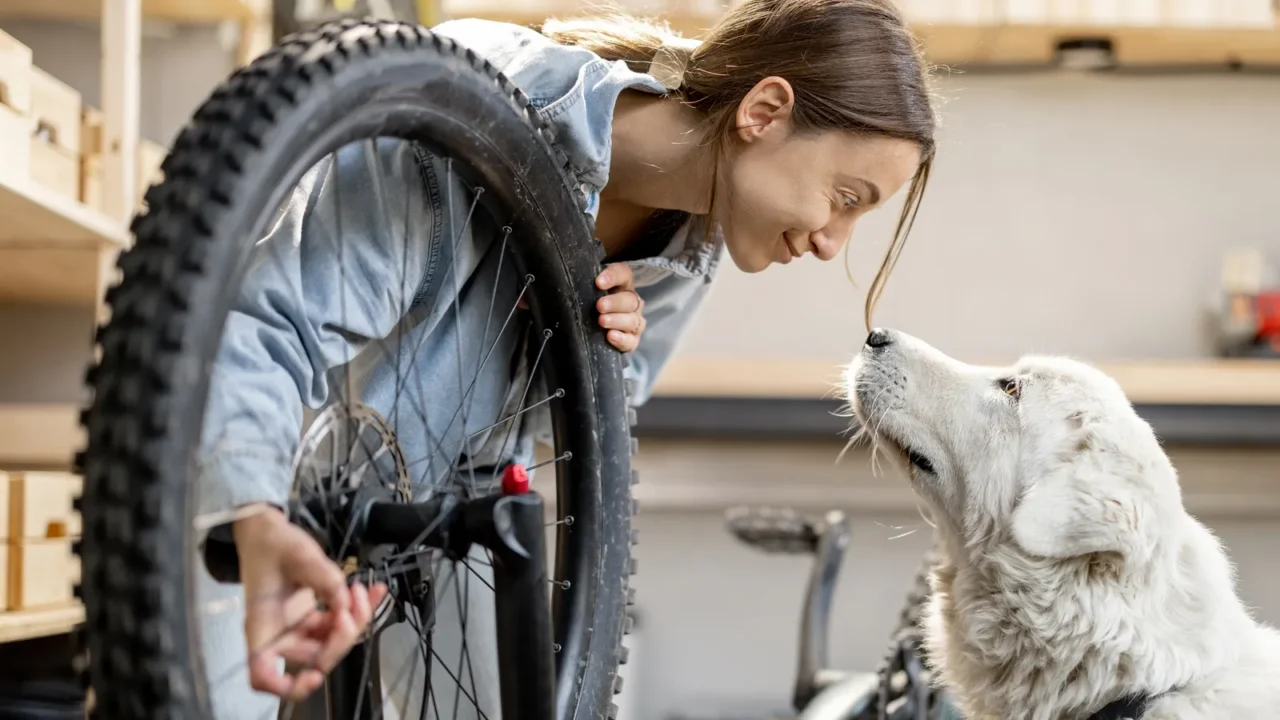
[317,477,555,720]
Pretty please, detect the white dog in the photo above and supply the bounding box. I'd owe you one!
[844,328,1280,720]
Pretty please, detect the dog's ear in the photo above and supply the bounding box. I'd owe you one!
[1010,423,1153,563]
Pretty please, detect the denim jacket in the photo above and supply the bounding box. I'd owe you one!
[197,18,725,519]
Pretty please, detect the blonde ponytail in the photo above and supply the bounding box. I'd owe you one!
[539,12,697,75]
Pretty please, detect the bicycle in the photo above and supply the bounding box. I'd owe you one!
[724,507,960,720]
[75,18,639,720]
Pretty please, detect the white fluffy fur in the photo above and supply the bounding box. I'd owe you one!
[845,330,1280,720]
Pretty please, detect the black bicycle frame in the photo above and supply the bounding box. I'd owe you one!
[724,506,853,711]
[322,491,556,720]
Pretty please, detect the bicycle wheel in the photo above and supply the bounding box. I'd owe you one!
[74,18,638,720]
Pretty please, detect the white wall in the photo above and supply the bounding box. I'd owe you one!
[678,72,1280,363]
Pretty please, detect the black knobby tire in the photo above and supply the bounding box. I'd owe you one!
[74,19,638,720]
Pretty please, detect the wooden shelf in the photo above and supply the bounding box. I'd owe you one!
[0,0,253,23]
[0,176,128,307]
[442,6,1280,67]
[923,22,1280,66]
[652,356,1280,406]
[630,439,1280,515]
[0,604,84,644]
[0,404,82,470]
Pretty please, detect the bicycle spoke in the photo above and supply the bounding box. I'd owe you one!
[527,451,572,473]
[431,647,491,720]
[444,160,484,497]
[497,329,552,463]
[459,560,495,594]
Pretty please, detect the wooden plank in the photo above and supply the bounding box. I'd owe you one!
[99,0,143,324]
[0,0,252,23]
[651,356,1280,405]
[438,6,1280,66]
[102,0,141,229]
[0,405,82,470]
[0,175,125,247]
[0,172,126,307]
[0,247,113,306]
[977,22,1280,65]
[0,604,84,644]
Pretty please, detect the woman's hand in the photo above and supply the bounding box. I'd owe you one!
[596,263,645,353]
[233,505,388,700]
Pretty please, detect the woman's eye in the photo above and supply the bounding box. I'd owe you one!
[999,378,1021,400]
[841,194,860,209]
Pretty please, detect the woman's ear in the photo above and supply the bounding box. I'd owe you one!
[734,76,795,143]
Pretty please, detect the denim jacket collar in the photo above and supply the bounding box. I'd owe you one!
[434,18,725,284]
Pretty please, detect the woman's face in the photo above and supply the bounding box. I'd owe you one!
[716,78,923,273]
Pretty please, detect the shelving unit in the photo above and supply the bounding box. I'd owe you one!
[651,356,1280,405]
[0,0,271,648]
[0,0,254,23]
[0,404,82,470]
[0,176,129,307]
[442,3,1280,68]
[0,605,86,644]
[0,0,267,65]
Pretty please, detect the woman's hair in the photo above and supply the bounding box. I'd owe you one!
[541,0,937,328]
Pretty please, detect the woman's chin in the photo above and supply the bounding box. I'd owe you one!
[725,243,774,274]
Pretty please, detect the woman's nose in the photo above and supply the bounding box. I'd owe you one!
[812,219,854,261]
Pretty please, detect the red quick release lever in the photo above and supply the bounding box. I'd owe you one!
[502,463,530,495]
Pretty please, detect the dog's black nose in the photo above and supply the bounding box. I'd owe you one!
[865,328,893,349]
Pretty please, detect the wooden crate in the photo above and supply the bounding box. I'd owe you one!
[27,68,83,202]
[29,66,80,155]
[6,538,78,610]
[30,138,80,203]
[81,106,104,211]
[0,26,32,114]
[0,474,8,541]
[81,105,104,156]
[136,138,166,211]
[0,102,32,190]
[2,472,81,612]
[6,472,82,540]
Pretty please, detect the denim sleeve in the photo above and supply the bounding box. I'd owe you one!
[197,138,438,520]
[623,274,714,407]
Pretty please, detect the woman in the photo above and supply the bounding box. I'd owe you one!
[206,0,936,710]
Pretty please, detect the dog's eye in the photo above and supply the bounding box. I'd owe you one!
[907,449,934,474]
[999,378,1021,401]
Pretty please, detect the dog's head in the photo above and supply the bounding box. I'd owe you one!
[845,328,1179,565]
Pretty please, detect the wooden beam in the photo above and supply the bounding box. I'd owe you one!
[651,356,1280,406]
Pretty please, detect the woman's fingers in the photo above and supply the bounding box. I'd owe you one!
[599,312,644,334]
[607,330,640,352]
[595,263,634,291]
[596,291,642,315]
